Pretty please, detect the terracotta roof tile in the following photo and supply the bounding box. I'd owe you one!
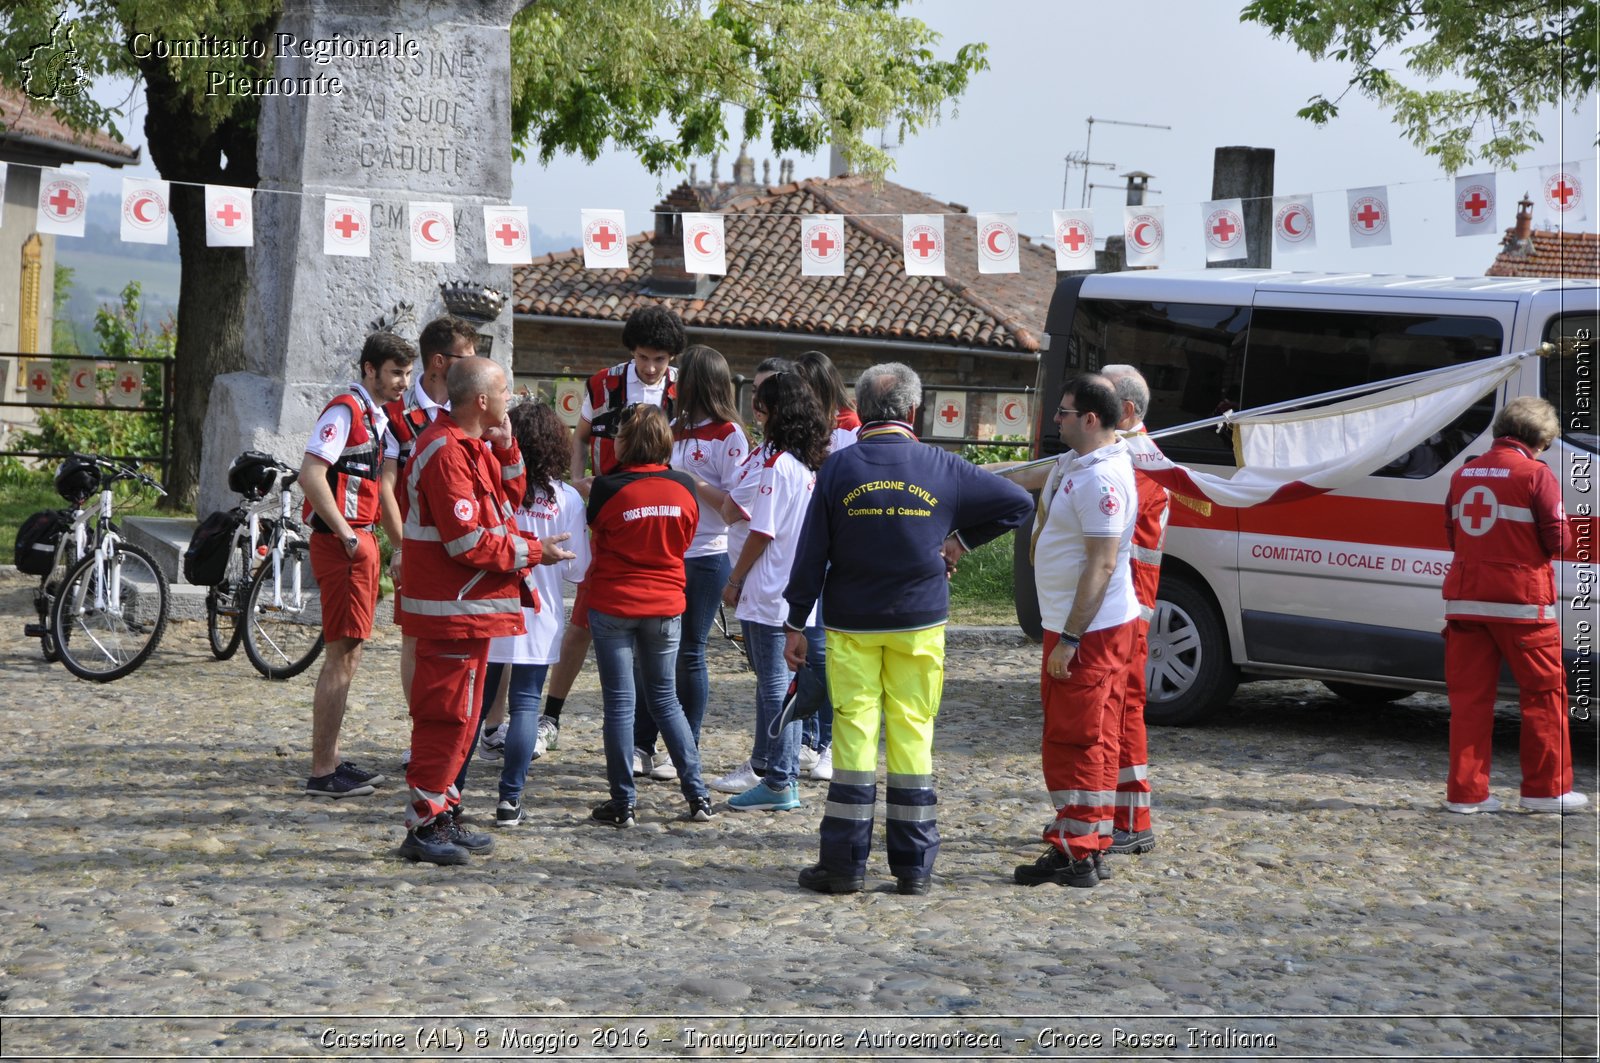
[512,175,1058,353]
[1486,227,1600,278]
[0,82,139,166]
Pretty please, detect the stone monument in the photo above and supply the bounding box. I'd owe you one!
[198,0,520,515]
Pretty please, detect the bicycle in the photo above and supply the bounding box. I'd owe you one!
[237,463,324,681]
[22,457,105,662]
[48,456,171,682]
[197,452,292,663]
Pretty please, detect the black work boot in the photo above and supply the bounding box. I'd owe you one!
[798,862,865,894]
[400,819,469,866]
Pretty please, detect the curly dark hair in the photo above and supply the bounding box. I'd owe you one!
[621,305,686,356]
[755,373,830,471]
[509,400,571,503]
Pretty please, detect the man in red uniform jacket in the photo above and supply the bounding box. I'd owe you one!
[398,358,574,864]
[1443,396,1585,815]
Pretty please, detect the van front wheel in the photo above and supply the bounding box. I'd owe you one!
[1145,575,1238,726]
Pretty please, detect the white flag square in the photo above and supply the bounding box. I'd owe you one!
[975,212,1020,275]
[36,168,89,237]
[204,185,253,247]
[24,360,52,404]
[1540,162,1588,223]
[1346,185,1392,248]
[1123,205,1165,267]
[581,209,629,269]
[324,196,372,257]
[109,365,143,408]
[1271,194,1317,255]
[1051,209,1095,271]
[902,214,945,276]
[682,212,727,274]
[997,394,1030,434]
[929,391,967,437]
[408,201,455,263]
[800,214,845,277]
[484,206,532,265]
[1201,198,1247,263]
[554,380,585,427]
[1454,174,1497,237]
[66,360,97,404]
[120,177,171,245]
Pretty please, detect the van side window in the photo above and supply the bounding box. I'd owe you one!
[1067,298,1249,465]
[1543,311,1599,454]
[1243,308,1501,478]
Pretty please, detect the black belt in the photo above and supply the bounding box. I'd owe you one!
[311,520,375,535]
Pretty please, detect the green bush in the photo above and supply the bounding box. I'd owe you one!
[960,434,1030,465]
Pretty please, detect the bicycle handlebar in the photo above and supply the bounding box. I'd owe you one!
[79,454,167,496]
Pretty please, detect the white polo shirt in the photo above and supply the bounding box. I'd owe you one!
[488,481,590,665]
[1033,439,1139,634]
[382,381,447,461]
[304,382,388,465]
[671,419,750,558]
[727,445,818,629]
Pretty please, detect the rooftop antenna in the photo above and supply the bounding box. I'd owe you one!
[1079,115,1171,207]
[1061,150,1116,209]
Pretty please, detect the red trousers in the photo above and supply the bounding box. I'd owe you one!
[1444,619,1572,803]
[405,636,489,827]
[1041,621,1136,860]
[1115,620,1152,832]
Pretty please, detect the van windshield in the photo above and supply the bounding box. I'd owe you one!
[1543,311,1599,454]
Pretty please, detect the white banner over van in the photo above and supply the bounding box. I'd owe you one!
[1125,349,1531,510]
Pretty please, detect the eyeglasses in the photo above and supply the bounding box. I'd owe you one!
[1054,406,1089,418]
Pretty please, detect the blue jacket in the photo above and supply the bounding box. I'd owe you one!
[783,423,1033,633]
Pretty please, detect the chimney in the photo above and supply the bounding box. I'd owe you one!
[689,162,698,185]
[828,143,849,178]
[733,142,755,184]
[648,187,715,299]
[762,158,770,185]
[1122,170,1153,206]
[1502,192,1537,255]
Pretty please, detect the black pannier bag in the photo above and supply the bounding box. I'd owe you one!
[228,451,281,499]
[184,508,245,586]
[14,509,71,575]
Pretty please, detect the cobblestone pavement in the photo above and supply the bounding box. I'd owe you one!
[0,568,1595,1060]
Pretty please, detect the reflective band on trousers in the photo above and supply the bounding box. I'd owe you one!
[1445,599,1548,620]
[1048,817,1111,838]
[1049,789,1117,807]
[399,595,520,617]
[831,768,875,786]
[1115,792,1151,808]
[1133,545,1163,566]
[1118,765,1148,783]
[887,772,932,789]
[823,800,875,821]
[1138,602,1156,623]
[886,803,936,822]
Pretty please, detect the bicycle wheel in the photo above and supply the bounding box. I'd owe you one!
[242,540,324,680]
[51,541,170,682]
[206,544,248,660]
[33,583,60,662]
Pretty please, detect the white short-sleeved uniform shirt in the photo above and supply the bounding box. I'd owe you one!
[671,419,750,558]
[728,446,818,628]
[828,426,858,455]
[304,382,388,465]
[577,364,667,423]
[1033,439,1139,634]
[488,481,590,665]
[382,382,447,461]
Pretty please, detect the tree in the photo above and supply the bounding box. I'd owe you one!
[1240,1,1596,173]
[3,1,986,506]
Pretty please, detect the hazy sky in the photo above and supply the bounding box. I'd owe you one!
[92,0,1597,278]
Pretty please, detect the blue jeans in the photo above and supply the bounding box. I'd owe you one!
[636,551,727,752]
[482,661,550,804]
[743,620,818,790]
[801,627,832,750]
[589,610,709,806]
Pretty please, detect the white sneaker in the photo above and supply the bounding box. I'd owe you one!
[798,745,821,773]
[632,747,650,777]
[649,752,679,781]
[1519,791,1590,813]
[400,747,412,768]
[712,760,760,794]
[478,722,508,760]
[1445,795,1501,814]
[533,716,558,759]
[809,745,833,781]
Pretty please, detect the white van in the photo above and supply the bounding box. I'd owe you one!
[1015,269,1598,724]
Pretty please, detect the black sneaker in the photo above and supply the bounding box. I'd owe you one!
[338,761,385,787]
[1108,827,1156,854]
[400,819,469,865]
[305,770,375,799]
[495,799,525,828]
[443,809,494,854]
[1094,852,1112,881]
[684,796,717,822]
[895,873,932,896]
[590,799,636,828]
[1013,848,1099,888]
[798,862,865,894]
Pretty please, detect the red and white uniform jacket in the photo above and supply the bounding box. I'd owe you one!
[400,412,539,640]
[382,384,445,520]
[1127,425,1170,620]
[1443,437,1569,623]
[303,388,385,532]
[583,362,676,476]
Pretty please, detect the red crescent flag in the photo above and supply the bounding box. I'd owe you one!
[324,195,372,258]
[553,380,584,428]
[66,360,97,404]
[1122,205,1166,268]
[484,205,532,265]
[120,176,171,245]
[682,212,727,275]
[408,200,456,263]
[36,168,89,238]
[997,393,1029,434]
[975,211,1020,275]
[204,185,253,247]
[1271,194,1317,256]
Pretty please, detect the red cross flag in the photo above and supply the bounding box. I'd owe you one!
[109,366,144,408]
[902,214,946,277]
[682,212,727,275]
[36,168,90,238]
[1051,209,1095,271]
[1271,194,1317,256]
[975,212,1020,275]
[1201,198,1247,264]
[800,214,845,277]
[553,380,585,428]
[204,185,253,247]
[408,201,456,263]
[66,360,97,404]
[997,393,1029,435]
[1453,174,1497,237]
[581,208,629,269]
[1123,205,1166,268]
[1346,185,1392,248]
[1539,162,1588,223]
[24,360,52,404]
[484,205,531,265]
[324,195,372,257]
[120,177,171,246]
[929,391,967,438]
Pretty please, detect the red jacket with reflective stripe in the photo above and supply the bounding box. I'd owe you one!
[303,390,384,530]
[585,363,676,475]
[381,393,440,521]
[1443,437,1568,623]
[399,412,538,639]
[1130,468,1169,611]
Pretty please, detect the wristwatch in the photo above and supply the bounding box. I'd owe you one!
[344,534,359,550]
